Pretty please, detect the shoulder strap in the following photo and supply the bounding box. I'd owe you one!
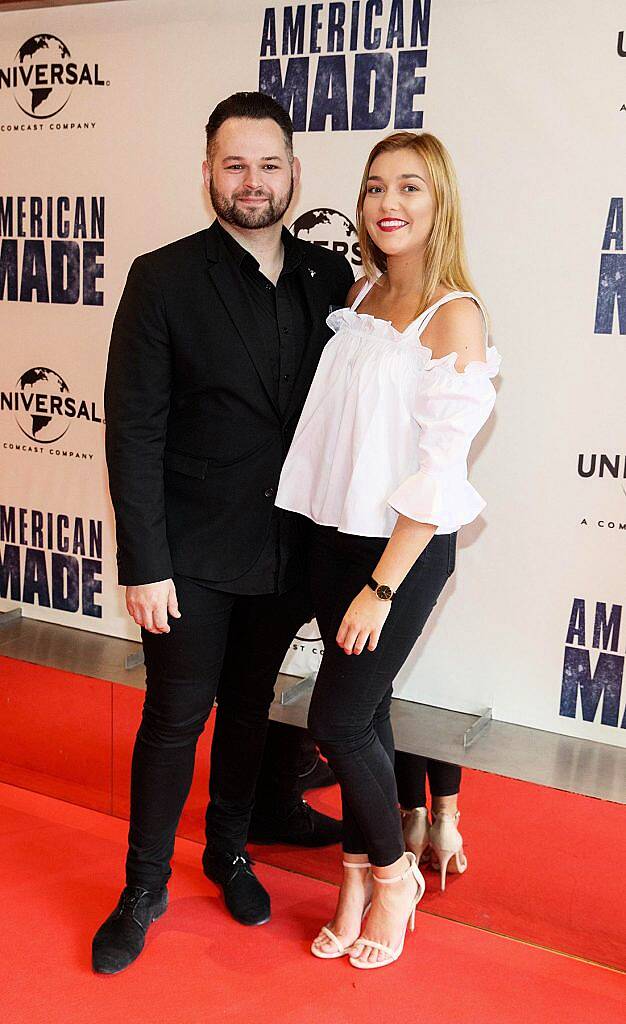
[350,278,375,311]
[418,291,489,345]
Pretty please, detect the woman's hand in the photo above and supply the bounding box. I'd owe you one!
[336,587,392,655]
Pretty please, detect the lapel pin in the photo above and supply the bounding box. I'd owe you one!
[308,268,316,277]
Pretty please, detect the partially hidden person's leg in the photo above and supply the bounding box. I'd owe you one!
[395,752,428,810]
[206,582,332,853]
[395,752,431,863]
[92,575,234,973]
[427,760,467,887]
[427,759,462,813]
[248,718,341,846]
[257,720,319,812]
[308,527,455,963]
[254,719,336,814]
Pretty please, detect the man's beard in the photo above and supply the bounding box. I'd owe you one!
[210,176,294,230]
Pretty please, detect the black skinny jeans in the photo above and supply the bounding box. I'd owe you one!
[126,574,311,890]
[394,753,462,809]
[308,525,456,867]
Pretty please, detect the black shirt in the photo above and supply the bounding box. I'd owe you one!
[222,225,309,415]
[193,223,312,595]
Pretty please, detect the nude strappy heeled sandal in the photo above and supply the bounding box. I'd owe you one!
[429,811,468,891]
[401,806,430,864]
[310,861,371,960]
[348,851,425,970]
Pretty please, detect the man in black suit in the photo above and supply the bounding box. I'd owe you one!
[92,92,353,974]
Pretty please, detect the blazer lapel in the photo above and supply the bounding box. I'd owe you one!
[204,225,280,419]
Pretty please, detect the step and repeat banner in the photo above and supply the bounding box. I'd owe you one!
[0,0,624,748]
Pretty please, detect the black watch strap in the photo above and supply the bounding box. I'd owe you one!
[367,577,395,601]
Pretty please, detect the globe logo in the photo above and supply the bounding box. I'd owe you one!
[12,35,73,119]
[14,367,71,443]
[290,208,361,267]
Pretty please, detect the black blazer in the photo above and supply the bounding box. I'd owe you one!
[104,221,354,586]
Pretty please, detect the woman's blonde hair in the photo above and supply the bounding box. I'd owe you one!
[356,131,478,317]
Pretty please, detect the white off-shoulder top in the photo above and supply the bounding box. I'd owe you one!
[275,278,501,537]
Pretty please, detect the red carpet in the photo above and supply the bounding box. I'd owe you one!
[1,654,626,971]
[251,773,626,972]
[1,782,624,1024]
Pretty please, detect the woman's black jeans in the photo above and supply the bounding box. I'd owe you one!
[308,525,456,867]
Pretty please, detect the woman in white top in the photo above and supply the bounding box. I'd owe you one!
[275,131,500,969]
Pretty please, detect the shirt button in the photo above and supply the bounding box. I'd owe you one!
[282,326,289,334]
[264,487,275,498]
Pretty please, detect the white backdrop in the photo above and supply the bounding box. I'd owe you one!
[0,0,624,747]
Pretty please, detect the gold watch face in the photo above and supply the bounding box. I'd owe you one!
[376,585,393,601]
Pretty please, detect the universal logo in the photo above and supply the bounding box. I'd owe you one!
[578,453,625,531]
[0,34,108,120]
[578,453,626,482]
[1,366,102,445]
[291,208,361,268]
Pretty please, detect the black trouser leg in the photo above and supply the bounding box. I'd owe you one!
[395,752,462,809]
[307,527,454,867]
[395,753,428,808]
[206,585,312,848]
[126,576,235,889]
[253,720,318,816]
[428,760,462,799]
[336,683,396,856]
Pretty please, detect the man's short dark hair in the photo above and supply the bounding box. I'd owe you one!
[205,91,294,163]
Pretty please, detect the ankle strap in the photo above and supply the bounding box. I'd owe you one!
[373,852,416,884]
[342,860,371,868]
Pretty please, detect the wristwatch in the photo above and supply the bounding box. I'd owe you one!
[367,577,395,601]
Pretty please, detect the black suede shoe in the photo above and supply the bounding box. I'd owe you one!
[202,848,271,926]
[92,885,168,975]
[248,800,342,847]
[296,755,336,795]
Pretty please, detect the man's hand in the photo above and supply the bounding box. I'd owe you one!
[126,579,181,634]
[336,587,392,655]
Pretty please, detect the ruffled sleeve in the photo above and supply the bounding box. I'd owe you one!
[387,348,501,534]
